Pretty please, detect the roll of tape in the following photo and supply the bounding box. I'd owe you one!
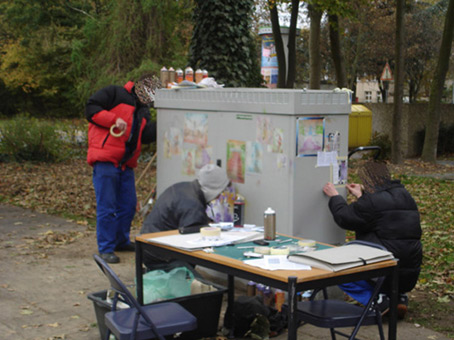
[110,124,125,137]
[254,246,271,255]
[270,246,290,255]
[298,239,316,247]
[200,226,221,237]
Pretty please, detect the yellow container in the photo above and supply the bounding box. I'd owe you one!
[349,104,372,148]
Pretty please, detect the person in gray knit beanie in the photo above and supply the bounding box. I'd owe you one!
[140,163,230,270]
[197,164,230,203]
[141,163,229,235]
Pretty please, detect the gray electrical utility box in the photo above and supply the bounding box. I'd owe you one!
[154,88,351,244]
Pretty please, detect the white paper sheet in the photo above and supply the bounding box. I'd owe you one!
[244,255,311,271]
[317,151,338,167]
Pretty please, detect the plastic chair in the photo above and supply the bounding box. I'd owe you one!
[294,240,388,340]
[93,254,197,340]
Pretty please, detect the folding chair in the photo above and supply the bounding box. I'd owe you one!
[93,254,197,340]
[294,240,388,340]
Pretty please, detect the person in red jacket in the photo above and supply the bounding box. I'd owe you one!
[85,74,161,263]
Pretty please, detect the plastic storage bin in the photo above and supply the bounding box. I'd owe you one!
[349,104,372,148]
[88,282,227,340]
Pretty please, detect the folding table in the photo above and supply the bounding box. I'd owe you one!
[135,231,398,340]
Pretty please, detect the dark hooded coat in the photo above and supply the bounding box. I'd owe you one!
[141,180,209,234]
[328,180,422,294]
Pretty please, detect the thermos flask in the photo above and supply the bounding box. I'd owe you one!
[264,207,276,240]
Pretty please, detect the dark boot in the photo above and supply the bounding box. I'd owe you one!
[99,252,120,263]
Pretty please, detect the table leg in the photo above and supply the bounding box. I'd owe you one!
[388,264,398,340]
[135,240,144,305]
[227,274,235,338]
[287,276,298,340]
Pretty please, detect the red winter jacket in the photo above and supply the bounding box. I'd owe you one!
[85,81,156,169]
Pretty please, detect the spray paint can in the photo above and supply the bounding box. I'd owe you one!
[160,66,169,88]
[168,67,176,84]
[263,286,273,307]
[184,66,194,82]
[275,289,285,312]
[195,69,203,83]
[233,193,245,227]
[264,207,276,240]
[176,68,184,83]
[256,283,265,298]
[247,281,256,296]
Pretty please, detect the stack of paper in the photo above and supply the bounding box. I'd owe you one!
[147,231,263,251]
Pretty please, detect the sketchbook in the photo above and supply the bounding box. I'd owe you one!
[287,244,394,272]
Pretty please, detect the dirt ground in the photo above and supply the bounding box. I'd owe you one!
[0,203,136,340]
[1,203,452,340]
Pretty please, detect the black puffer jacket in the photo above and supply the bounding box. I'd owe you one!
[328,180,422,294]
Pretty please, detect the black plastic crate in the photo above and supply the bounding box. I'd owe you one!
[88,282,227,340]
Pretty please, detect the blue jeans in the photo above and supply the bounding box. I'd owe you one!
[93,162,136,253]
[339,280,374,306]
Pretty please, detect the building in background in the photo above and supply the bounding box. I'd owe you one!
[355,77,394,103]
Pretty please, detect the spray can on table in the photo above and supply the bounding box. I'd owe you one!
[264,207,276,240]
[233,193,245,227]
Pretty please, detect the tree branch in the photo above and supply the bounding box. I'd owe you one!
[65,1,95,20]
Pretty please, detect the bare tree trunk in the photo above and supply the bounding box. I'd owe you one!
[391,0,405,164]
[421,0,454,162]
[328,13,347,88]
[309,4,322,89]
[269,1,286,88]
[285,0,300,88]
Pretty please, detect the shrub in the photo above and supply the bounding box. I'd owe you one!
[368,132,391,160]
[0,116,74,162]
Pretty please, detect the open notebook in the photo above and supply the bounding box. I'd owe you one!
[287,243,394,272]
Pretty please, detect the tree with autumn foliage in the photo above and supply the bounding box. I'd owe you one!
[0,0,194,117]
[0,0,87,117]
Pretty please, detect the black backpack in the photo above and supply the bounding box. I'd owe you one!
[224,295,287,338]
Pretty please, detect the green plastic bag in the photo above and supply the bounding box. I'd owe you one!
[142,266,194,304]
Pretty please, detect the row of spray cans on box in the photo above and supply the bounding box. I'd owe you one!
[160,66,208,88]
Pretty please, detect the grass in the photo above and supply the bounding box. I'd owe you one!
[400,175,454,300]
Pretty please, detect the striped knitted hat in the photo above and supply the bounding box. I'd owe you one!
[135,74,162,104]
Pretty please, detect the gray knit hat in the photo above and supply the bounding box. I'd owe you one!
[197,164,229,203]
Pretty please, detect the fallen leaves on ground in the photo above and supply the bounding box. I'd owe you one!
[0,159,155,231]
[1,157,453,335]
